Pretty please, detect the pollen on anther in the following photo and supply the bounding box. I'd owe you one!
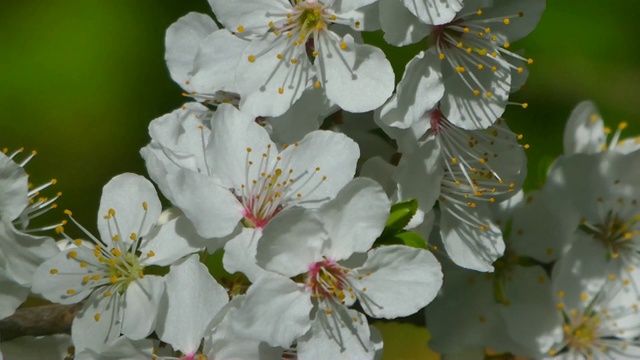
[314,81,321,88]
[503,18,510,25]
[94,313,101,322]
[278,87,284,94]
[237,26,245,33]
[340,42,347,50]
[248,55,256,63]
[50,268,58,275]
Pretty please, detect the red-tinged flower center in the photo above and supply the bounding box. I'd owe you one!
[306,259,355,304]
[238,144,327,229]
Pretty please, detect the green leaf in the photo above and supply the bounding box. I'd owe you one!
[382,198,419,237]
[377,231,428,250]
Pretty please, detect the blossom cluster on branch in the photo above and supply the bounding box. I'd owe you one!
[2,0,640,359]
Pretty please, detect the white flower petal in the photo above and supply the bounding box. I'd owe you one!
[206,104,275,190]
[236,35,314,117]
[394,137,444,212]
[97,174,162,251]
[0,220,59,286]
[478,0,546,43]
[318,33,394,113]
[0,335,72,360]
[281,130,359,207]
[230,274,312,348]
[378,49,443,129]
[400,0,462,25]
[140,216,206,267]
[223,228,267,283]
[379,0,430,46]
[501,266,561,356]
[331,0,378,13]
[207,0,289,35]
[121,275,165,340]
[165,12,218,89]
[266,87,334,144]
[319,178,390,260]
[72,288,125,353]
[157,255,228,355]
[563,100,606,155]
[165,169,244,239]
[440,56,511,130]
[297,308,375,360]
[356,245,442,319]
[440,203,505,272]
[0,152,28,221]
[190,29,250,94]
[257,208,325,277]
[31,249,93,305]
[0,276,28,320]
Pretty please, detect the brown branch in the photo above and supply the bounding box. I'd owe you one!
[0,303,82,342]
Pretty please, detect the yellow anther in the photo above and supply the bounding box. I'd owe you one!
[64,209,73,216]
[312,50,318,57]
[314,81,321,88]
[503,18,510,25]
[476,9,483,15]
[74,239,82,246]
[130,233,137,240]
[112,235,120,242]
[108,209,116,217]
[236,26,245,33]
[355,21,361,29]
[50,269,59,275]
[104,291,112,297]
[66,289,75,295]
[147,250,155,258]
[55,226,64,234]
[82,276,90,283]
[110,275,118,284]
[527,58,534,64]
[278,87,284,94]
[473,89,480,96]
[439,53,445,60]
[463,27,469,33]
[455,66,465,73]
[80,261,88,268]
[290,58,298,64]
[248,55,256,63]
[477,64,484,70]
[619,121,628,130]
[486,91,493,98]
[111,248,122,257]
[503,42,511,48]
[94,313,101,322]
[268,21,274,28]
[340,42,347,50]
[69,251,78,259]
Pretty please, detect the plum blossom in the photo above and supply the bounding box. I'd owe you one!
[0,149,60,320]
[229,178,442,358]
[205,0,395,117]
[31,174,200,352]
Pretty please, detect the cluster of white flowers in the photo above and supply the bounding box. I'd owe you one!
[3,0,638,359]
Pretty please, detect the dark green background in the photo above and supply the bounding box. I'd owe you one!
[1,1,638,251]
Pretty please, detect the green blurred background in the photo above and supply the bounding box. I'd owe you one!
[0,1,638,357]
